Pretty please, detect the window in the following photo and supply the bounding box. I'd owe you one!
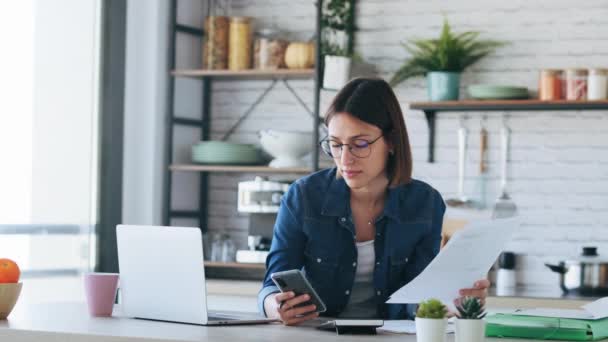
[0,0,101,290]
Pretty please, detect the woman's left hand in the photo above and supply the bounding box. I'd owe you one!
[447,278,490,317]
[456,278,490,304]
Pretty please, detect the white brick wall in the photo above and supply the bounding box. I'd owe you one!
[171,0,608,288]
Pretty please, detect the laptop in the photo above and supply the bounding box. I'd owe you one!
[116,224,276,325]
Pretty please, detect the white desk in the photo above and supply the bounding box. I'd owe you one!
[0,298,588,342]
[0,277,589,342]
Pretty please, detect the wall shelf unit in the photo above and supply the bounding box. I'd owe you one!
[163,0,323,236]
[411,99,608,163]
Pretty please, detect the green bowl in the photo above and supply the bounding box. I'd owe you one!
[191,141,262,165]
[468,85,529,100]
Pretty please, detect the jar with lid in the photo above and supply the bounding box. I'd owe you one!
[228,16,252,70]
[202,16,229,70]
[565,68,588,100]
[539,69,563,100]
[588,68,608,100]
[254,28,288,70]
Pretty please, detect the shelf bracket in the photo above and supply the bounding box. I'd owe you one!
[282,79,313,117]
[282,79,327,134]
[424,110,436,163]
[220,79,278,141]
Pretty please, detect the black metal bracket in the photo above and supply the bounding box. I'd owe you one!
[424,110,436,163]
[220,79,278,141]
[221,78,326,141]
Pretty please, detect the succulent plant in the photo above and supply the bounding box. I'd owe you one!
[456,296,486,319]
[416,299,448,319]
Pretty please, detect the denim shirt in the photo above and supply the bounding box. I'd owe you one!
[258,167,446,319]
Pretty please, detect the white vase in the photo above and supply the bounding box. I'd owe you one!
[323,55,351,90]
[415,317,447,342]
[455,319,486,342]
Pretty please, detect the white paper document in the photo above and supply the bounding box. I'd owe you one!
[378,318,455,334]
[386,217,520,307]
[509,297,608,320]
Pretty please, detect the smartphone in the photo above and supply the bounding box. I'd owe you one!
[270,269,327,313]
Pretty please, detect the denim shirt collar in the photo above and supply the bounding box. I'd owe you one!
[320,168,407,223]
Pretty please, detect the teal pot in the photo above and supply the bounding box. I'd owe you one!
[427,71,461,101]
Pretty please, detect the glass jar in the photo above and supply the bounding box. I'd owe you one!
[254,29,288,70]
[210,234,223,262]
[565,68,588,100]
[539,69,563,101]
[228,16,252,70]
[588,68,608,100]
[202,16,229,70]
[220,234,236,262]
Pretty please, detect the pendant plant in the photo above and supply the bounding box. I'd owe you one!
[456,296,487,319]
[389,19,505,87]
[416,298,448,319]
[320,0,356,57]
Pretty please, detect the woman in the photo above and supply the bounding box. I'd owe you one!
[258,78,489,325]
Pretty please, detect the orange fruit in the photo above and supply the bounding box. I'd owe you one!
[0,258,20,283]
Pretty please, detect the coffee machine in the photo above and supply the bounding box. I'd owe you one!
[235,177,290,263]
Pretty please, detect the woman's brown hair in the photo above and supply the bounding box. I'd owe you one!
[324,77,413,187]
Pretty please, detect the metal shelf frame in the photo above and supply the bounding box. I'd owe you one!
[163,0,324,231]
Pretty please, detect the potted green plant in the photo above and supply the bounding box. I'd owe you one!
[321,0,356,90]
[455,296,487,342]
[415,298,448,342]
[389,19,504,101]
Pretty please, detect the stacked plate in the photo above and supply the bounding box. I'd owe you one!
[191,141,262,165]
[468,85,529,100]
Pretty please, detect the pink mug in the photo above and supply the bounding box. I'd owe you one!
[83,272,119,317]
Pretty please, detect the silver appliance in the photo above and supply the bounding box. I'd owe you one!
[236,177,290,263]
[237,176,289,213]
[545,247,608,296]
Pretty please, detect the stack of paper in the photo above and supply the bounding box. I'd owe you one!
[378,318,455,334]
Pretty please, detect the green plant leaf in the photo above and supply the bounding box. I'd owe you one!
[390,17,506,87]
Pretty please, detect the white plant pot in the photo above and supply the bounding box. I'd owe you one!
[323,55,351,90]
[455,319,486,342]
[415,317,447,342]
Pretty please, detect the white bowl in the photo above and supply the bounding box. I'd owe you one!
[259,130,313,168]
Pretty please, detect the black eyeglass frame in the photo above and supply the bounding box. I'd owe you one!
[319,134,384,159]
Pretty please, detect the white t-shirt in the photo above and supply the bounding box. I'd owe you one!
[338,239,377,318]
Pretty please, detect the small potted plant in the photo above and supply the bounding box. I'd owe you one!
[455,296,487,342]
[389,18,504,101]
[415,298,448,342]
[321,0,356,90]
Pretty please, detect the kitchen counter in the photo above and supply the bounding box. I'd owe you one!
[488,285,602,299]
[0,299,586,342]
[0,276,591,342]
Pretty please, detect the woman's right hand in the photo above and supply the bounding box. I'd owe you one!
[264,291,319,326]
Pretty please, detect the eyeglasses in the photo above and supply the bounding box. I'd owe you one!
[319,135,384,159]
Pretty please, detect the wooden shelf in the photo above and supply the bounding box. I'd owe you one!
[410,99,608,112]
[204,261,265,280]
[204,261,265,269]
[170,164,313,174]
[409,99,608,163]
[171,68,314,79]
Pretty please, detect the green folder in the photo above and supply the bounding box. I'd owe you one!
[485,313,608,341]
